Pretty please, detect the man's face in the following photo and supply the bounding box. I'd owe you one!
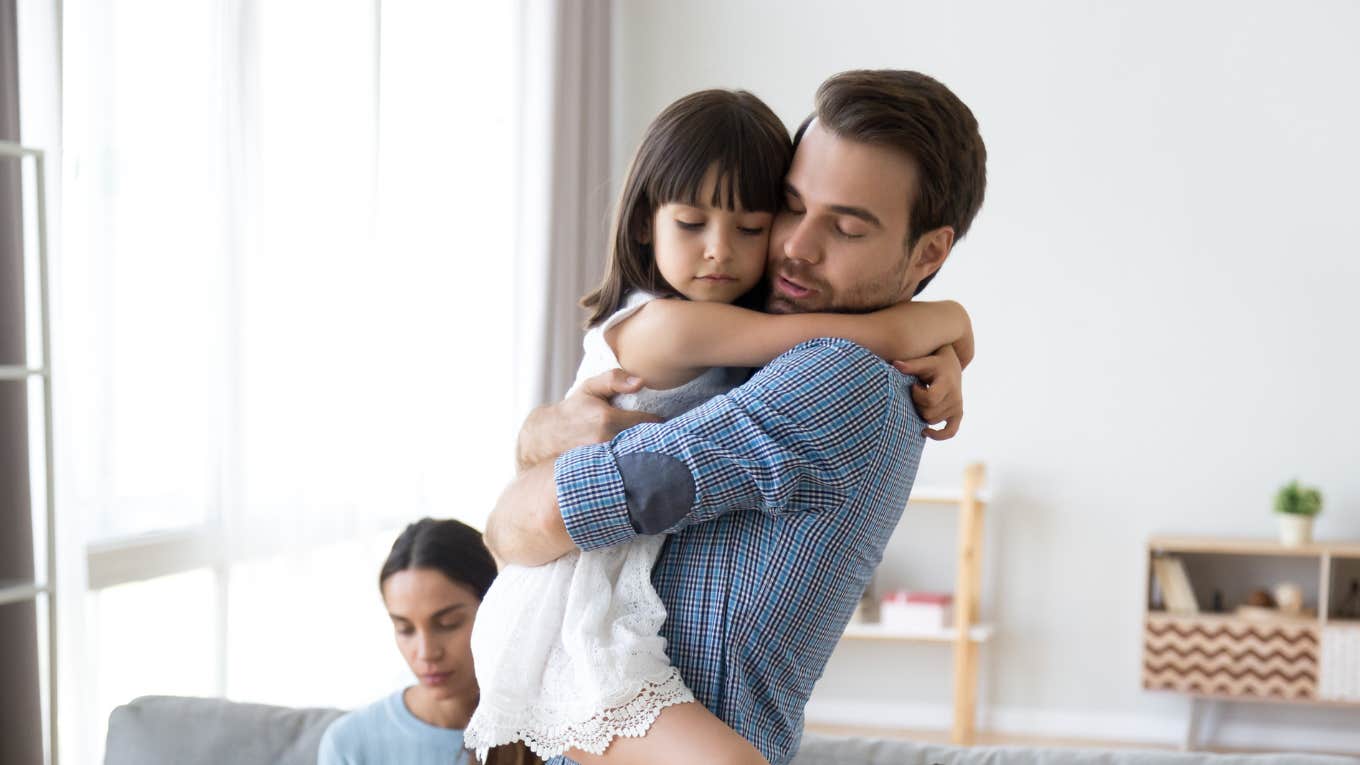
[766,121,928,315]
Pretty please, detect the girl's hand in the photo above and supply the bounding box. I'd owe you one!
[892,344,964,441]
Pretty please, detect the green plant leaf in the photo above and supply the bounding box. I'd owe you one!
[1275,480,1323,517]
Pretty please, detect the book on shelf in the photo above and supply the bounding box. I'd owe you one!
[1152,555,1199,615]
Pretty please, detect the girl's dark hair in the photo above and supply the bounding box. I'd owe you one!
[379,518,498,600]
[581,89,792,327]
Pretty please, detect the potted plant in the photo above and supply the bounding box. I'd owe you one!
[1274,480,1322,546]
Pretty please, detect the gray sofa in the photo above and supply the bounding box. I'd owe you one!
[105,696,1358,765]
[106,696,343,765]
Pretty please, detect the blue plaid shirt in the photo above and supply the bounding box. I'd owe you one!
[551,338,925,765]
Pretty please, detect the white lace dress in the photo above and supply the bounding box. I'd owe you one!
[465,291,748,761]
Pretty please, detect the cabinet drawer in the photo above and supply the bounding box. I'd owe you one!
[1320,624,1360,701]
[1143,614,1318,700]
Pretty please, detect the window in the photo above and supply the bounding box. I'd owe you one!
[62,0,228,540]
[58,2,523,760]
[89,570,219,721]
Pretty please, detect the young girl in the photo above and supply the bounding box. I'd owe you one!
[465,89,972,764]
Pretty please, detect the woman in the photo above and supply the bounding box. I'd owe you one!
[319,518,540,765]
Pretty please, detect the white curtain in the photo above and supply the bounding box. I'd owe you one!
[34,0,612,761]
[514,0,613,408]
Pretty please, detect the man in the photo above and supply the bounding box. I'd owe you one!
[487,69,987,764]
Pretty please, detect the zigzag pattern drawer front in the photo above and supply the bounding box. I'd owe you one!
[1143,614,1319,700]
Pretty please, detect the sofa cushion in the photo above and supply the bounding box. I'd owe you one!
[104,695,344,765]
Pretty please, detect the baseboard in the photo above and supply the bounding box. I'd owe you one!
[804,698,1360,754]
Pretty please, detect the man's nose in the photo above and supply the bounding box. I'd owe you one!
[782,217,822,265]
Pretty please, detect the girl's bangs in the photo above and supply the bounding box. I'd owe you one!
[646,114,788,214]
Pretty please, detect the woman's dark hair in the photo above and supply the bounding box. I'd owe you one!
[581,89,792,327]
[379,518,498,600]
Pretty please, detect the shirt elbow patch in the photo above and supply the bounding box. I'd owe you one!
[616,452,695,534]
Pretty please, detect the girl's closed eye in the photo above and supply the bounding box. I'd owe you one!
[675,218,705,231]
[737,225,766,236]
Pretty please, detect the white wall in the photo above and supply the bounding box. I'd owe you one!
[615,0,1360,751]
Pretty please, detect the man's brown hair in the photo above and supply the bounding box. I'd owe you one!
[796,70,987,295]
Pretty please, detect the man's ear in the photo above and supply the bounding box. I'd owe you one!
[908,225,955,282]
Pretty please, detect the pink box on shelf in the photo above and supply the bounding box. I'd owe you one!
[880,590,954,632]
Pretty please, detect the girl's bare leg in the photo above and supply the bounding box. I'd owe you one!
[566,701,768,765]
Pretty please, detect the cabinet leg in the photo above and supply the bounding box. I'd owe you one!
[1182,697,1202,751]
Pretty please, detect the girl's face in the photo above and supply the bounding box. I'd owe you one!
[382,568,481,703]
[650,166,772,304]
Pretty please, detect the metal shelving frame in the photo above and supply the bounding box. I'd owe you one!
[0,139,58,765]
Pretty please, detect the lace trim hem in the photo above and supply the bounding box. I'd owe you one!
[465,668,696,761]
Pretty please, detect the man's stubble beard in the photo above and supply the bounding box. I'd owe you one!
[763,250,913,316]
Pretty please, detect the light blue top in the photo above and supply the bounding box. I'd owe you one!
[317,689,471,765]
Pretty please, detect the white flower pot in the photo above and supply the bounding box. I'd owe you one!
[1278,513,1314,547]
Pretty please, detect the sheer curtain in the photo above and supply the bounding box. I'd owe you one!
[45,0,610,761]
[514,0,613,407]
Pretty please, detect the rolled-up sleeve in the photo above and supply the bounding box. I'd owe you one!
[555,443,636,550]
[557,338,906,553]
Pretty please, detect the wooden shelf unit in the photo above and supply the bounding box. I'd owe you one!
[1142,536,1360,750]
[1150,536,1360,559]
[838,463,990,746]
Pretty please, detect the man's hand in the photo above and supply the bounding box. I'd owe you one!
[516,369,663,471]
[484,461,576,566]
[893,344,964,441]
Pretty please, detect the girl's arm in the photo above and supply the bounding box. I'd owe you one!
[609,298,971,390]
